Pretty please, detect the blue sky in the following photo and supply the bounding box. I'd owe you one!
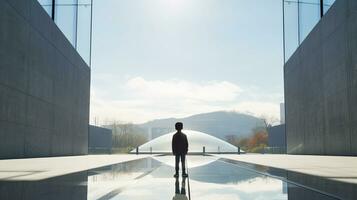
[90,0,284,124]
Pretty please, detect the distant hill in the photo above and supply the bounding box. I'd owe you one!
[138,111,264,140]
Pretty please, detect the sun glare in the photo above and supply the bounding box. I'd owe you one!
[161,0,188,13]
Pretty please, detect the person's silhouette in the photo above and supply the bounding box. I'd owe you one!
[172,122,188,178]
[173,177,188,200]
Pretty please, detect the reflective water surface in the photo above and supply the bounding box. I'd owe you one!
[0,156,339,200]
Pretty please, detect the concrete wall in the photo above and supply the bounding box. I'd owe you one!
[89,125,112,154]
[285,0,357,155]
[268,124,286,148]
[0,0,90,158]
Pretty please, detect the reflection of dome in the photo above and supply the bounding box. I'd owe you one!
[153,155,219,168]
[132,130,241,154]
[150,156,259,184]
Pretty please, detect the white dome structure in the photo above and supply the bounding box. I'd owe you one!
[132,130,241,154]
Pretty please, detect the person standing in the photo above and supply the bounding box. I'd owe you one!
[172,122,188,177]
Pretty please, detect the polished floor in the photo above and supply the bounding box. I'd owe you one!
[0,155,341,200]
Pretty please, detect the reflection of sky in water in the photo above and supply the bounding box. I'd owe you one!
[87,156,287,200]
[94,175,285,200]
[191,177,286,200]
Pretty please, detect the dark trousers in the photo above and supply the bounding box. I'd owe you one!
[175,154,186,173]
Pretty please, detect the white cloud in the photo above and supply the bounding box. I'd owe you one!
[90,77,282,124]
[232,101,280,121]
[125,77,242,102]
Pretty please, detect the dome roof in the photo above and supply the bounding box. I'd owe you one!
[132,130,240,154]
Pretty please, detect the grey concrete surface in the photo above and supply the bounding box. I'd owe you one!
[0,171,88,200]
[0,154,152,181]
[215,154,357,184]
[215,154,357,200]
[284,0,357,155]
[89,125,113,154]
[267,124,286,149]
[0,0,90,159]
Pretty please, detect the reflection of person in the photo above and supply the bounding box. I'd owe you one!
[172,122,188,177]
[173,177,188,200]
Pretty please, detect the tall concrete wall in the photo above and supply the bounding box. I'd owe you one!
[0,0,90,158]
[89,125,112,154]
[285,0,357,155]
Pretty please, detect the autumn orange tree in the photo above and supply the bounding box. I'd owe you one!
[247,130,268,153]
[245,115,278,153]
[227,130,268,153]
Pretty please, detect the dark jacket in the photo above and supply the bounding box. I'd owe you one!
[172,132,188,155]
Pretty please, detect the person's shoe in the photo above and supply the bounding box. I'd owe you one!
[173,173,179,178]
[182,173,188,177]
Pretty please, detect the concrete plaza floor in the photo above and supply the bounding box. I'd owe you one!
[1,155,339,200]
[214,154,357,200]
[0,154,153,181]
[1,153,356,184]
[0,154,356,199]
[213,154,357,184]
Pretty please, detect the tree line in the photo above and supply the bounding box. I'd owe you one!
[225,128,268,153]
[105,122,148,153]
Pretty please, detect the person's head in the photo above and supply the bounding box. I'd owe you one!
[175,122,183,132]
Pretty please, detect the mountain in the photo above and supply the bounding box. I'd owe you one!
[138,111,264,140]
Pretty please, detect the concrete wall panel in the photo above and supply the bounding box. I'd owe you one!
[25,127,52,157]
[0,86,27,124]
[0,1,29,93]
[89,125,112,154]
[347,11,357,155]
[0,121,25,158]
[4,0,30,19]
[285,0,357,155]
[0,0,90,158]
[351,124,357,154]
[321,0,348,40]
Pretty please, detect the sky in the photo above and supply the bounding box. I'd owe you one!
[90,0,284,124]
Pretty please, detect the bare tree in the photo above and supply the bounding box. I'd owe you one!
[259,115,279,129]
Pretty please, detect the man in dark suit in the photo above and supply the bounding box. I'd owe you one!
[172,122,188,177]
